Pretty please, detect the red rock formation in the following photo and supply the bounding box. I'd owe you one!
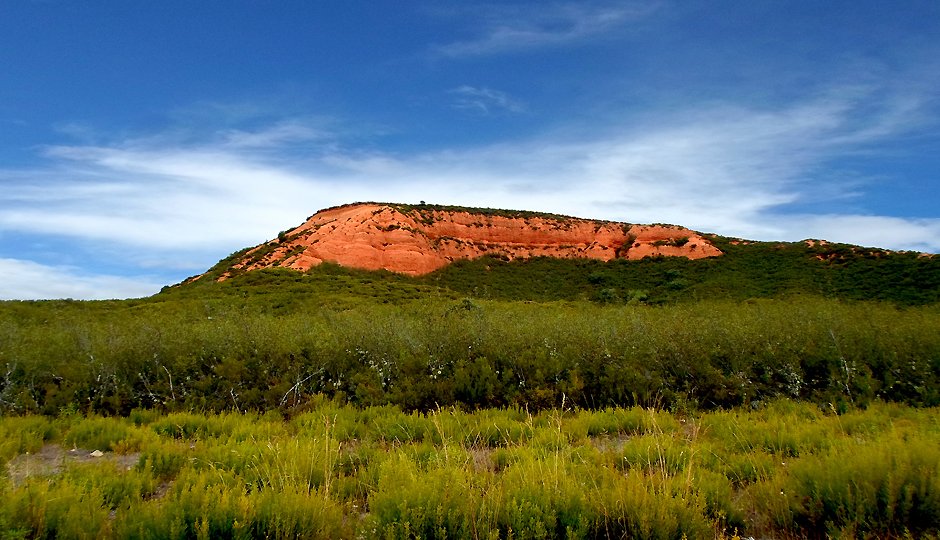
[222,203,722,278]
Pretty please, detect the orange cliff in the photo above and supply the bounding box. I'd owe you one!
[217,203,723,278]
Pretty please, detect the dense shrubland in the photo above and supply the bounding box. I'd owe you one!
[196,236,940,306]
[1,292,938,415]
[422,239,940,306]
[2,250,939,537]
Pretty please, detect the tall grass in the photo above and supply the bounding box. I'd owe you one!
[1,401,937,538]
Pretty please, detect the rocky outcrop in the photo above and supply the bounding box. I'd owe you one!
[222,203,722,278]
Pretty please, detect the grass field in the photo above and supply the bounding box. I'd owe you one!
[2,400,938,539]
[2,251,939,538]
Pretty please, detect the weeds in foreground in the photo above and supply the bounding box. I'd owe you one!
[1,400,938,538]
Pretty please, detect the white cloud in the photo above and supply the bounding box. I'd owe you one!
[449,86,526,114]
[0,258,164,300]
[219,120,328,149]
[773,215,940,253]
[1,145,338,251]
[0,83,937,300]
[3,90,937,253]
[433,1,659,57]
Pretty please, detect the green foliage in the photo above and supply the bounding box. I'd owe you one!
[3,402,935,538]
[782,437,940,536]
[1,294,939,415]
[3,216,939,538]
[419,241,940,305]
[0,416,56,465]
[63,416,132,452]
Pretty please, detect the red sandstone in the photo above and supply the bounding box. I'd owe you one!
[223,203,723,278]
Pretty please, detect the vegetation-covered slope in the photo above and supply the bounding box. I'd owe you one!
[3,211,940,539]
[419,236,939,305]
[1,229,937,416]
[186,232,940,306]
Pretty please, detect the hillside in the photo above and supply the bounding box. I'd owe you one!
[3,208,940,540]
[200,202,721,280]
[182,202,939,306]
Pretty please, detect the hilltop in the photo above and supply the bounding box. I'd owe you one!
[200,202,721,280]
[175,202,940,306]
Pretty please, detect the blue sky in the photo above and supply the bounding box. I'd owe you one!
[1,1,939,299]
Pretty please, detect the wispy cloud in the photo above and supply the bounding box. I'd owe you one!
[0,258,164,300]
[773,215,940,253]
[433,1,659,57]
[448,86,526,114]
[1,145,334,251]
[219,120,329,149]
[2,89,934,250]
[0,82,936,299]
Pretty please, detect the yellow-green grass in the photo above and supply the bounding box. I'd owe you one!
[1,400,937,539]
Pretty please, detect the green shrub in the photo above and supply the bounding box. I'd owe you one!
[368,456,483,539]
[136,440,187,481]
[778,436,940,537]
[64,416,131,452]
[0,416,56,464]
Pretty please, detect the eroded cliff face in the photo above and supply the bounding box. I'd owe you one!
[222,203,722,278]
